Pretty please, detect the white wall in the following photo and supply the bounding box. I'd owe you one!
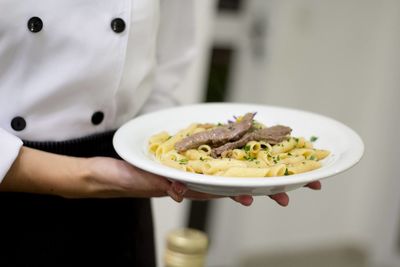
[208,1,400,267]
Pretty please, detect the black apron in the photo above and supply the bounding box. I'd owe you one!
[0,131,156,267]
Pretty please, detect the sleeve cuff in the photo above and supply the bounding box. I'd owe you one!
[0,128,23,183]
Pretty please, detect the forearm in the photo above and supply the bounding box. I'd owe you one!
[0,147,89,197]
[0,147,174,199]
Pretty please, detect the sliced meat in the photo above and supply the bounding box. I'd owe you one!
[250,125,292,144]
[211,125,292,158]
[174,112,255,153]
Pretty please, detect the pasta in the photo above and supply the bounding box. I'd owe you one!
[148,113,330,177]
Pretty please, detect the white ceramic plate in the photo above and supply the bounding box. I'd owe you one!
[113,103,364,196]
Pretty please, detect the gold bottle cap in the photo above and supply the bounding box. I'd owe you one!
[166,228,208,255]
[164,250,206,267]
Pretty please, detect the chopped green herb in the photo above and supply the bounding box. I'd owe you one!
[288,152,292,156]
[310,136,318,142]
[244,145,251,152]
[178,159,188,165]
[252,120,263,130]
[273,159,278,164]
[309,155,316,160]
[200,157,205,161]
[255,160,260,164]
[167,136,172,140]
[217,122,223,126]
[244,156,256,161]
[284,168,289,176]
[294,138,299,143]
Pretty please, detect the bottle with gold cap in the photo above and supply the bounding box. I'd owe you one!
[164,228,209,267]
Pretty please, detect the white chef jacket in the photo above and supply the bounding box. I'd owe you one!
[0,0,195,182]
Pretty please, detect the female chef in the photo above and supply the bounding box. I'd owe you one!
[0,0,321,266]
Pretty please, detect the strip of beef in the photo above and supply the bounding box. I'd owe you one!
[174,112,255,153]
[211,125,292,158]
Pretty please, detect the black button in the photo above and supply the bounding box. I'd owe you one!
[11,117,26,131]
[27,17,43,33]
[91,111,104,125]
[111,18,125,33]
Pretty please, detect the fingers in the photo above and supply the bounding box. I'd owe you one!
[304,181,322,190]
[166,189,184,202]
[166,181,188,202]
[231,195,254,206]
[268,192,289,207]
[231,193,289,207]
[168,181,226,202]
[268,181,320,206]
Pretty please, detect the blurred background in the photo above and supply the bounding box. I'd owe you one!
[154,0,400,266]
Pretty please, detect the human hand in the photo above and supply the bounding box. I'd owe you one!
[1,148,180,199]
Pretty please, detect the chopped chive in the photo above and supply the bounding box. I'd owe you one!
[178,159,188,165]
[244,156,256,161]
[310,136,318,142]
[284,168,289,176]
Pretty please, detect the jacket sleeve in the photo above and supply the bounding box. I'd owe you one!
[139,0,196,114]
[0,128,23,183]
